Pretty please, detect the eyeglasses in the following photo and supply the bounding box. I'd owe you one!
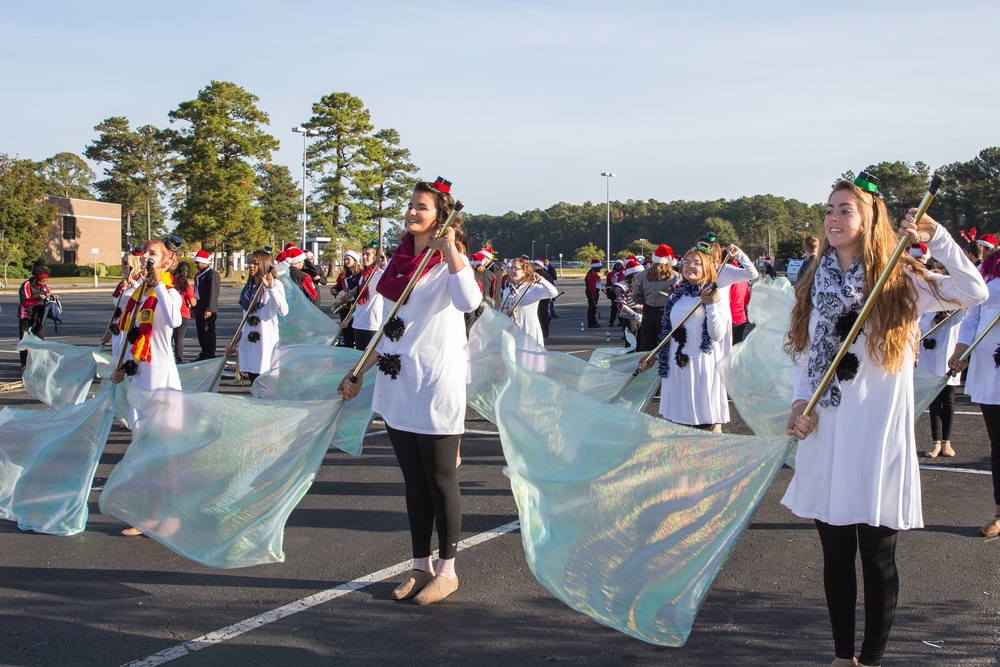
[681,259,703,267]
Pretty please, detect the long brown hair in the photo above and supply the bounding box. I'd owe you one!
[784,180,947,373]
[645,262,674,282]
[247,250,277,285]
[401,181,468,254]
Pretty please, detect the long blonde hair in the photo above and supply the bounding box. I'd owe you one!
[785,180,945,373]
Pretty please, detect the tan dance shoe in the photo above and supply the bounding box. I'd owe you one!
[979,518,1000,538]
[121,527,143,537]
[413,575,459,605]
[940,440,955,457]
[925,441,942,457]
[390,570,435,600]
[830,658,857,667]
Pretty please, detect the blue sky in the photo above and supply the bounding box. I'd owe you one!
[2,1,997,217]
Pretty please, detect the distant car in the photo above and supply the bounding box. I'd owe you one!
[785,259,805,284]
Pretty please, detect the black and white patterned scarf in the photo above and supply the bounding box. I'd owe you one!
[657,280,712,378]
[807,249,865,408]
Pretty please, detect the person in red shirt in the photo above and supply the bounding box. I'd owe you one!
[584,259,602,327]
[18,266,56,370]
[171,262,198,363]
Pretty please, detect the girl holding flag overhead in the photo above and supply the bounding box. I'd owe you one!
[338,179,481,606]
[783,176,987,667]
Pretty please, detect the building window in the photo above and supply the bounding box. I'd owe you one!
[64,249,77,264]
[63,216,77,240]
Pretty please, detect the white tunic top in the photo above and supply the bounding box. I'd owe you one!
[958,278,1000,405]
[657,294,731,426]
[352,268,385,332]
[126,281,183,429]
[916,310,961,386]
[500,279,559,347]
[781,226,988,530]
[237,281,289,375]
[372,258,482,435]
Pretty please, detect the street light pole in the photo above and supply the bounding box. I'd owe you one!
[292,126,320,248]
[531,240,536,259]
[601,172,615,270]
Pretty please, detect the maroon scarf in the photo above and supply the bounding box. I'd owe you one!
[357,265,378,305]
[376,235,442,305]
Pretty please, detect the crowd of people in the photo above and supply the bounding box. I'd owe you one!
[14,176,1000,665]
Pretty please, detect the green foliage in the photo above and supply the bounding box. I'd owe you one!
[2,264,31,281]
[349,128,419,245]
[85,117,172,248]
[573,243,605,263]
[256,163,302,248]
[168,81,278,276]
[39,152,96,199]
[106,264,122,277]
[843,161,931,222]
[935,147,1000,232]
[47,263,97,278]
[0,154,56,265]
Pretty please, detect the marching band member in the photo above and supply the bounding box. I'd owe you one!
[916,259,962,458]
[339,179,481,606]
[227,250,288,384]
[331,249,363,348]
[103,251,146,363]
[351,242,384,351]
[636,246,730,432]
[500,257,558,347]
[783,177,986,667]
[632,244,679,352]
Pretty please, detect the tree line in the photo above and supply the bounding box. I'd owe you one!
[463,152,1000,265]
[0,82,419,275]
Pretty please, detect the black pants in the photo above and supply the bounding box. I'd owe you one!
[982,403,1000,505]
[815,521,899,666]
[354,328,375,351]
[638,306,663,352]
[172,317,191,363]
[387,426,462,560]
[928,385,955,442]
[195,312,217,359]
[587,295,599,327]
[18,315,45,367]
[732,322,747,344]
[538,301,551,339]
[340,316,355,349]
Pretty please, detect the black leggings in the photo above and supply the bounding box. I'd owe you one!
[387,426,462,560]
[982,403,1000,506]
[928,384,955,442]
[172,317,190,363]
[815,521,899,665]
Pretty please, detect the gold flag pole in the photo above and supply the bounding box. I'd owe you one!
[103,267,137,342]
[225,279,268,358]
[918,309,960,342]
[503,275,542,320]
[949,311,1000,375]
[802,174,943,417]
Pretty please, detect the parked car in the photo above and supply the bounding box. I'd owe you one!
[785,258,805,284]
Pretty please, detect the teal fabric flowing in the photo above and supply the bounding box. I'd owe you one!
[467,309,658,423]
[492,332,792,646]
[99,390,344,569]
[0,385,117,535]
[725,277,951,450]
[251,344,375,456]
[277,268,341,346]
[16,334,105,408]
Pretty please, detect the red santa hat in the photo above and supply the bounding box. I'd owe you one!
[275,250,288,264]
[285,246,306,264]
[623,258,644,276]
[283,243,296,251]
[978,233,998,250]
[532,259,545,268]
[651,244,673,264]
[194,250,211,264]
[480,246,494,261]
[590,259,603,269]
[763,257,772,264]
[909,243,929,260]
[471,252,485,267]
[344,249,361,264]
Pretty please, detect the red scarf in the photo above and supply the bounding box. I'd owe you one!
[376,235,442,305]
[118,273,174,363]
[357,265,378,305]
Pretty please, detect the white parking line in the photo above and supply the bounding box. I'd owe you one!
[123,520,521,667]
[919,465,991,475]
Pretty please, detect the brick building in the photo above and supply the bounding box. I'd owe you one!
[43,196,122,267]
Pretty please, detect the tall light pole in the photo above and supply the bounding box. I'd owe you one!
[292,126,320,248]
[601,172,615,270]
[531,240,536,259]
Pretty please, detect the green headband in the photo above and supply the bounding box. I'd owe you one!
[854,171,879,194]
